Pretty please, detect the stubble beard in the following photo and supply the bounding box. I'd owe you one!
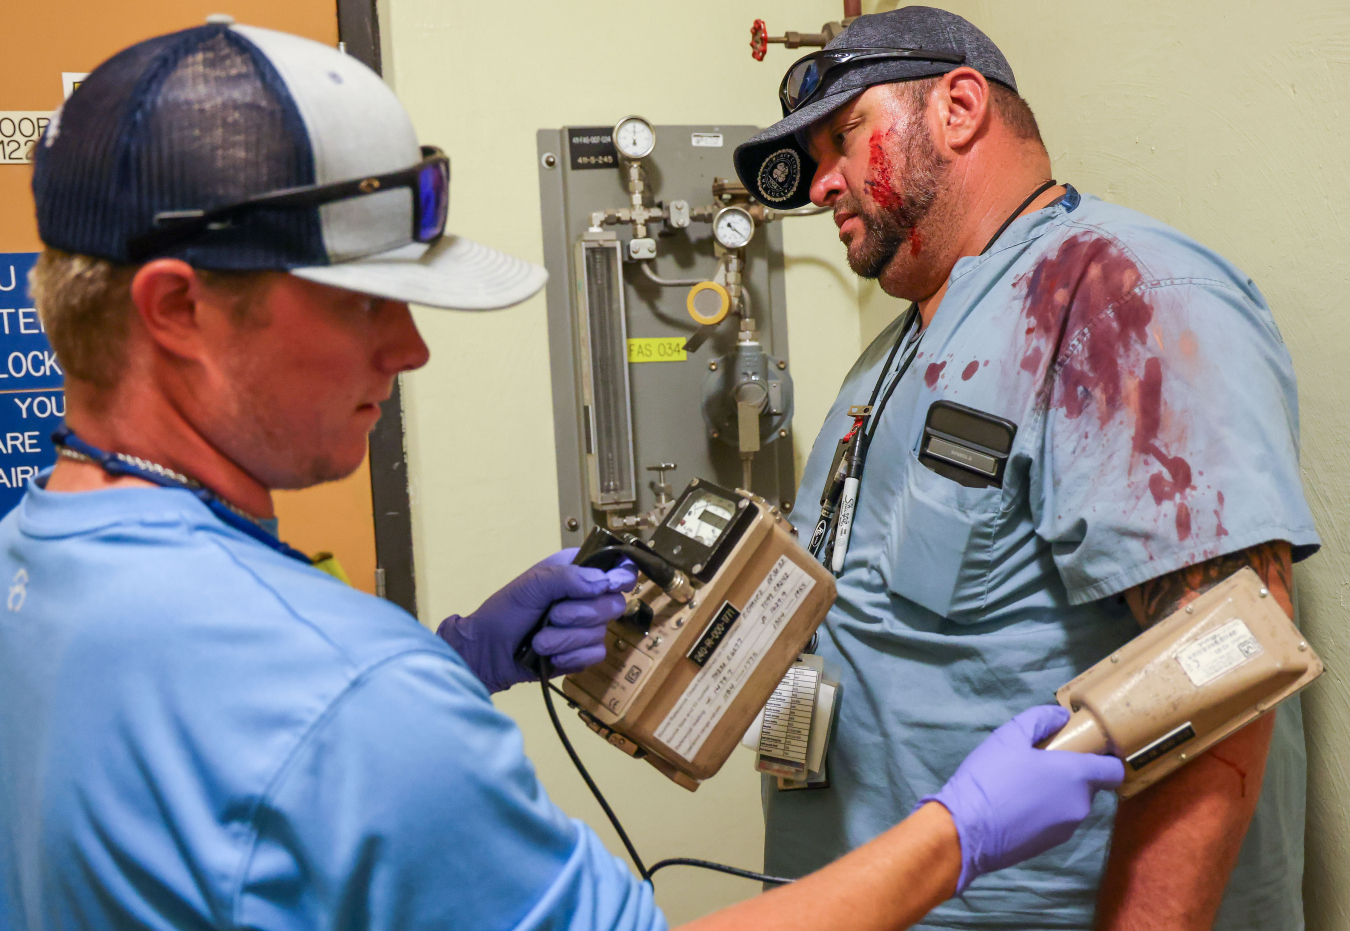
[213,349,354,492]
[844,119,951,281]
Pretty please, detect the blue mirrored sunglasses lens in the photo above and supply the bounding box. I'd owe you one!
[786,61,821,110]
[416,161,448,241]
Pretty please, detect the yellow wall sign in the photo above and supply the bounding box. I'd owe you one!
[627,337,687,363]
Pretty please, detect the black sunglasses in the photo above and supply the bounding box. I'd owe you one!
[779,47,967,116]
[127,145,450,262]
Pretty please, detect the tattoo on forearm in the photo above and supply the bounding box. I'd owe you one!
[1128,541,1292,627]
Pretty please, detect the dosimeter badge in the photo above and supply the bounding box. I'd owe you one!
[563,478,836,790]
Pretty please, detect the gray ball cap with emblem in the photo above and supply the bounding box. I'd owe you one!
[733,6,1017,210]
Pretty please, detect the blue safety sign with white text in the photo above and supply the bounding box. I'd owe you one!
[0,253,62,516]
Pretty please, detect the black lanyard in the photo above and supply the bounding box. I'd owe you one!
[816,179,1058,571]
[857,179,1057,473]
[51,426,312,565]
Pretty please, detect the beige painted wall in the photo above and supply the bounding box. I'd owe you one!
[380,0,860,922]
[384,0,1350,925]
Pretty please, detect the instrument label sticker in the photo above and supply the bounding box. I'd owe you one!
[687,600,741,667]
[654,556,815,761]
[1176,618,1264,688]
[756,662,819,778]
[1125,721,1196,771]
[627,337,687,364]
[567,126,618,170]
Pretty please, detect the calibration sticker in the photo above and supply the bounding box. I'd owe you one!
[1176,618,1264,688]
[653,556,816,761]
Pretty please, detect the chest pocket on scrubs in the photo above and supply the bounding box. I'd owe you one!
[878,448,1003,622]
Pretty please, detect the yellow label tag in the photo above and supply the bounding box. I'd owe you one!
[627,337,687,363]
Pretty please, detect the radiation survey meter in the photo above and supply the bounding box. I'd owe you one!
[551,478,836,791]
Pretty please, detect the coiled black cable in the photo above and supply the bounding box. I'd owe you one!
[539,671,792,888]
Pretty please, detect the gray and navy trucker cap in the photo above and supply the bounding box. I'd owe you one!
[32,20,545,311]
[733,6,1017,210]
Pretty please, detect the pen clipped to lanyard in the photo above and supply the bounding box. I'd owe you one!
[814,303,924,576]
[828,413,867,573]
[807,412,866,559]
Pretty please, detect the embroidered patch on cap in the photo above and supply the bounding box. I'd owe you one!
[757,148,801,203]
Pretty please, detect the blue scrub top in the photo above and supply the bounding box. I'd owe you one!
[769,188,1320,930]
[0,481,665,931]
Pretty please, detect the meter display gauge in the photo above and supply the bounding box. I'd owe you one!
[672,491,736,546]
[649,479,756,580]
[613,116,656,160]
[712,206,755,249]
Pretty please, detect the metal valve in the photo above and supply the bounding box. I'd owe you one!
[748,5,860,60]
[647,463,677,509]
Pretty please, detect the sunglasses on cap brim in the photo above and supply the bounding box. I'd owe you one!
[780,47,966,117]
[127,145,450,262]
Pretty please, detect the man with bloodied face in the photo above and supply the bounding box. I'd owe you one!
[734,7,1319,931]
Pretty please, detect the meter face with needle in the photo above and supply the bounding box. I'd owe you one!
[614,117,656,160]
[671,490,737,546]
[713,207,755,249]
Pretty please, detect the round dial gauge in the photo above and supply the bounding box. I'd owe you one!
[713,206,755,249]
[673,493,736,546]
[613,116,656,160]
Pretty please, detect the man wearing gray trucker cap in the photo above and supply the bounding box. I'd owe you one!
[735,6,1318,931]
[0,17,1129,931]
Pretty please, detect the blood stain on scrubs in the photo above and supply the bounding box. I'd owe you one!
[1215,491,1230,538]
[925,361,946,387]
[1134,356,1195,539]
[961,360,980,380]
[1016,233,1151,420]
[1016,232,1198,540]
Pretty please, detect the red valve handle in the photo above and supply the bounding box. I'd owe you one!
[750,19,768,61]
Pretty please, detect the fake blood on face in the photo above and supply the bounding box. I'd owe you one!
[865,130,903,212]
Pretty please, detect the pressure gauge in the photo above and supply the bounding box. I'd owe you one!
[613,116,656,160]
[713,206,755,250]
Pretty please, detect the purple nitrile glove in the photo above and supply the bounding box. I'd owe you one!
[437,548,637,693]
[921,705,1125,894]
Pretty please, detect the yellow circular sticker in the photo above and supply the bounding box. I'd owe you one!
[686,281,730,326]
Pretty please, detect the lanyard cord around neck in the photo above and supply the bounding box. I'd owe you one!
[51,426,311,564]
[860,179,1059,458]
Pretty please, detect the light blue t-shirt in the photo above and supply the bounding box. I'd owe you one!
[768,188,1320,930]
[0,481,664,931]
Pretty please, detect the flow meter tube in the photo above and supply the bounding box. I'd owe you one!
[575,234,638,510]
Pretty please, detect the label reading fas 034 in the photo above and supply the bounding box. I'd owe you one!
[628,337,686,363]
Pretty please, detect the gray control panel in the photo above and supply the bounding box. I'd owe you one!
[538,122,807,543]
